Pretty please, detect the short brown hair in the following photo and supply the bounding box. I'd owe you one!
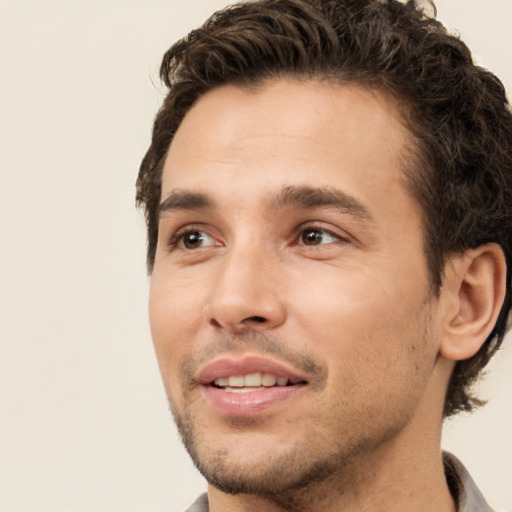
[136,0,512,416]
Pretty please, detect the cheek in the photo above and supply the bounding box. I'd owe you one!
[309,299,436,435]
[148,276,202,401]
[291,263,434,376]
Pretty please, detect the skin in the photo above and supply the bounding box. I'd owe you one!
[149,79,477,511]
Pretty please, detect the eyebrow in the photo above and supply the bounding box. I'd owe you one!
[268,185,374,222]
[159,190,214,216]
[159,184,374,222]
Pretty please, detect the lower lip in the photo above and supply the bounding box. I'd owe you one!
[202,384,305,417]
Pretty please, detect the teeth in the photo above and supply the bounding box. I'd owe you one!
[229,376,244,387]
[224,387,261,394]
[244,373,262,386]
[213,372,289,388]
[261,373,277,386]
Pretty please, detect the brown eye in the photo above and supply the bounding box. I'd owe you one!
[180,231,216,249]
[299,228,339,246]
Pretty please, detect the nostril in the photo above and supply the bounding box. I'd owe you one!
[209,318,222,328]
[248,316,266,323]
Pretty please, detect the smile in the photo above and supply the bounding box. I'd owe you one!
[197,356,309,416]
[213,372,292,391]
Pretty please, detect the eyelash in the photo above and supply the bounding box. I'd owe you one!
[167,224,213,249]
[294,224,348,247]
[166,223,349,251]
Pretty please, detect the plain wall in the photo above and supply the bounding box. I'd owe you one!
[0,1,510,511]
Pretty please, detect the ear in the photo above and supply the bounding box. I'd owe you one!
[439,243,507,362]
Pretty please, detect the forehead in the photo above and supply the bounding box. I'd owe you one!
[162,79,414,208]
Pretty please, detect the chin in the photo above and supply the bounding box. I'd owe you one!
[175,413,362,498]
[192,446,343,496]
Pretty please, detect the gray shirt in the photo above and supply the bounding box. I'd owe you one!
[443,452,495,512]
[184,452,494,512]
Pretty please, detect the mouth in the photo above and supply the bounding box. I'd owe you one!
[196,356,309,416]
[212,372,302,393]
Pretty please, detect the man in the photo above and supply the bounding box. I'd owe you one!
[136,0,512,510]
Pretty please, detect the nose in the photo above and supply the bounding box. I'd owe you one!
[203,243,287,334]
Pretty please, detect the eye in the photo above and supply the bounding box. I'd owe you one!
[298,228,340,246]
[175,230,218,249]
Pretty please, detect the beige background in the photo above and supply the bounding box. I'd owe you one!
[0,1,510,511]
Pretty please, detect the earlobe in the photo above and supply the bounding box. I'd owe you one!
[439,243,507,362]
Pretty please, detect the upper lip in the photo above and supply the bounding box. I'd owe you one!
[196,355,309,385]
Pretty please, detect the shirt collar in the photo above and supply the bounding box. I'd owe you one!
[443,452,495,512]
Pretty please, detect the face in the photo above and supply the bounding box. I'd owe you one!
[149,80,443,496]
